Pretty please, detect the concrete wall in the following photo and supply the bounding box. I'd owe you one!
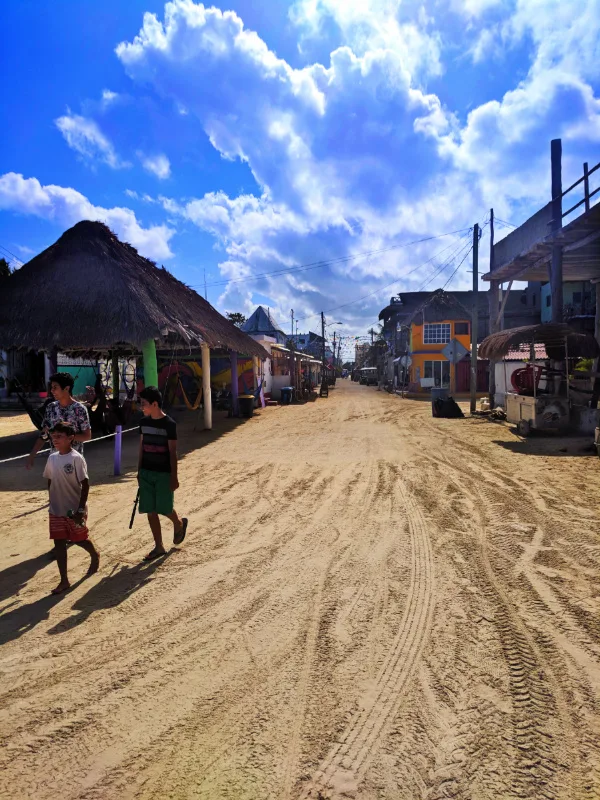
[541,281,594,322]
[493,203,552,272]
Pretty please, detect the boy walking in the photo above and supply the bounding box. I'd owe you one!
[43,422,100,595]
[138,386,188,561]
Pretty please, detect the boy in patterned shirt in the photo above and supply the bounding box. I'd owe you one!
[27,372,91,469]
[43,422,100,594]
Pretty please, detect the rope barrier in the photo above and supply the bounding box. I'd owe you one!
[0,426,138,465]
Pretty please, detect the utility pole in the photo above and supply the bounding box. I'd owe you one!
[320,311,327,396]
[550,139,563,323]
[470,223,480,414]
[488,209,498,407]
[203,268,208,300]
[290,309,295,394]
[333,330,337,369]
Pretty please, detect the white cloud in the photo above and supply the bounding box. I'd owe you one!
[139,152,172,179]
[289,0,443,79]
[0,172,174,261]
[115,0,600,329]
[101,89,120,106]
[55,111,130,169]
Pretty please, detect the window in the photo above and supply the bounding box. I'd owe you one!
[573,291,582,304]
[546,295,552,307]
[423,323,451,344]
[454,322,469,336]
[423,360,450,387]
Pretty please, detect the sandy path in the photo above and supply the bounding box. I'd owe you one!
[1,382,599,799]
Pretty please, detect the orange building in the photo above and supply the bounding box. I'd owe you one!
[408,317,471,392]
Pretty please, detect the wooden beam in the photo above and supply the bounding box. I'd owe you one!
[496,280,513,328]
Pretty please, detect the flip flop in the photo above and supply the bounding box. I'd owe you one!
[173,518,188,546]
[143,548,167,562]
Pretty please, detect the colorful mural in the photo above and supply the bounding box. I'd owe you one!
[145,353,255,407]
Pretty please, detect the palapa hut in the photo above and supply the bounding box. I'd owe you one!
[0,220,267,427]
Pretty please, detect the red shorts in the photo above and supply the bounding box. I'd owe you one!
[49,514,89,542]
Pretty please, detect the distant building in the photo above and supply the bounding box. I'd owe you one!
[355,343,369,368]
[289,331,327,359]
[377,286,541,393]
[241,306,288,345]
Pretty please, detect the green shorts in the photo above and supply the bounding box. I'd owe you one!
[138,469,174,515]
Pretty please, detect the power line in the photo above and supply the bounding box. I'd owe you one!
[0,244,24,267]
[441,244,475,290]
[190,227,472,291]
[295,233,472,323]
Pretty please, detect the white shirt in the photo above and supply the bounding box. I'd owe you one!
[43,450,89,518]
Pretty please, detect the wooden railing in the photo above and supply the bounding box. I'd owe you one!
[560,159,600,219]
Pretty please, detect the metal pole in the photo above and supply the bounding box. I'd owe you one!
[584,162,590,213]
[470,223,479,414]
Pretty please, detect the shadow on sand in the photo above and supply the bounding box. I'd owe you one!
[0,576,86,645]
[493,437,597,458]
[0,550,53,604]
[46,551,172,635]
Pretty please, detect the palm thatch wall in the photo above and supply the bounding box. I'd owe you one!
[0,221,267,359]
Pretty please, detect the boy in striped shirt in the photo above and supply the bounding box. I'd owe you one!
[137,386,188,561]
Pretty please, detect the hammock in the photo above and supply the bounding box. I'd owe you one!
[178,379,203,411]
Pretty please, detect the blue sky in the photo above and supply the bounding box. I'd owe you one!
[1,0,599,357]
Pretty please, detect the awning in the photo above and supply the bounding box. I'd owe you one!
[478,323,600,361]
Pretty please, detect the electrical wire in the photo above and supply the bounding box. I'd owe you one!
[191,227,472,291]
[441,244,475,290]
[295,233,472,323]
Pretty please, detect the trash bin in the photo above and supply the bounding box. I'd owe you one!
[280,387,293,405]
[431,387,448,417]
[239,394,255,418]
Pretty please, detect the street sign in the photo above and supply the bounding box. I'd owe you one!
[441,339,469,363]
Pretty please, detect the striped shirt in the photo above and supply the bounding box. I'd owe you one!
[139,414,177,473]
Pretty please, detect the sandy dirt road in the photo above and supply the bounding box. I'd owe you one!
[1,381,600,799]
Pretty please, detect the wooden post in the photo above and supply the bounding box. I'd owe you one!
[201,343,212,430]
[551,139,564,323]
[591,281,600,408]
[230,350,239,416]
[113,424,122,476]
[252,355,259,393]
[111,352,119,401]
[142,338,158,388]
[488,209,499,407]
[470,223,479,414]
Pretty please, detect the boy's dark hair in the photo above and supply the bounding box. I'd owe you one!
[49,372,75,393]
[51,421,76,437]
[139,386,163,408]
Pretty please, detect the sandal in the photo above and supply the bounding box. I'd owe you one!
[173,518,188,546]
[143,548,166,562]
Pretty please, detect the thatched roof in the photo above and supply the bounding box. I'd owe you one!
[0,221,267,359]
[479,324,600,361]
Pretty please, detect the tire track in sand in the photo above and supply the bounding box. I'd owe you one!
[300,477,434,798]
